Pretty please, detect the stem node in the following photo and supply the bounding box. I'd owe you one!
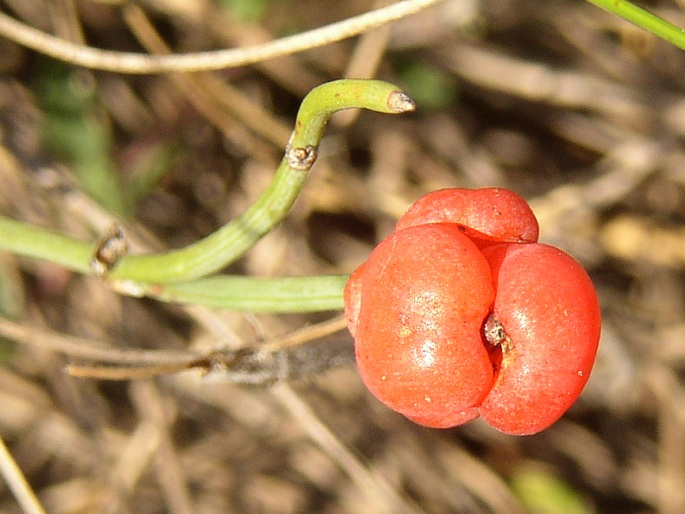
[286,145,318,171]
[91,225,128,276]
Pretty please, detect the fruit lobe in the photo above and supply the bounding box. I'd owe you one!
[395,188,539,246]
[348,223,495,428]
[478,243,601,435]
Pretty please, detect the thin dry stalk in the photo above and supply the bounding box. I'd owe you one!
[0,436,47,514]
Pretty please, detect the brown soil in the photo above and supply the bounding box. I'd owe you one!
[0,1,684,513]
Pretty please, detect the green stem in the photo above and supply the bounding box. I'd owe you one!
[145,275,347,312]
[0,217,93,274]
[585,0,685,51]
[109,79,414,283]
[0,79,415,312]
[0,217,346,311]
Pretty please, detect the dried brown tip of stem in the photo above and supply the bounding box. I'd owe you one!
[387,91,416,113]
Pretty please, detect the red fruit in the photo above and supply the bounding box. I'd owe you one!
[478,243,601,435]
[348,224,495,428]
[395,188,539,246]
[345,188,601,435]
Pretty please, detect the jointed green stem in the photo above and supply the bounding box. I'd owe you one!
[585,0,685,51]
[0,79,414,312]
[0,215,347,310]
[109,79,414,283]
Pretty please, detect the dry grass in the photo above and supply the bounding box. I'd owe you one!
[1,0,685,513]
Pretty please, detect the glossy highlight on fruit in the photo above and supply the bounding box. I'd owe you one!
[345,187,601,435]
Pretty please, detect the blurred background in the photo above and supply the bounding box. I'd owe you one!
[1,0,685,512]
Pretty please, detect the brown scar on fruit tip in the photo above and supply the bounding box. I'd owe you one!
[286,145,318,171]
[91,224,128,276]
[484,314,514,353]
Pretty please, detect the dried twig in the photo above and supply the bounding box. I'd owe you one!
[0,0,445,73]
[0,435,47,514]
